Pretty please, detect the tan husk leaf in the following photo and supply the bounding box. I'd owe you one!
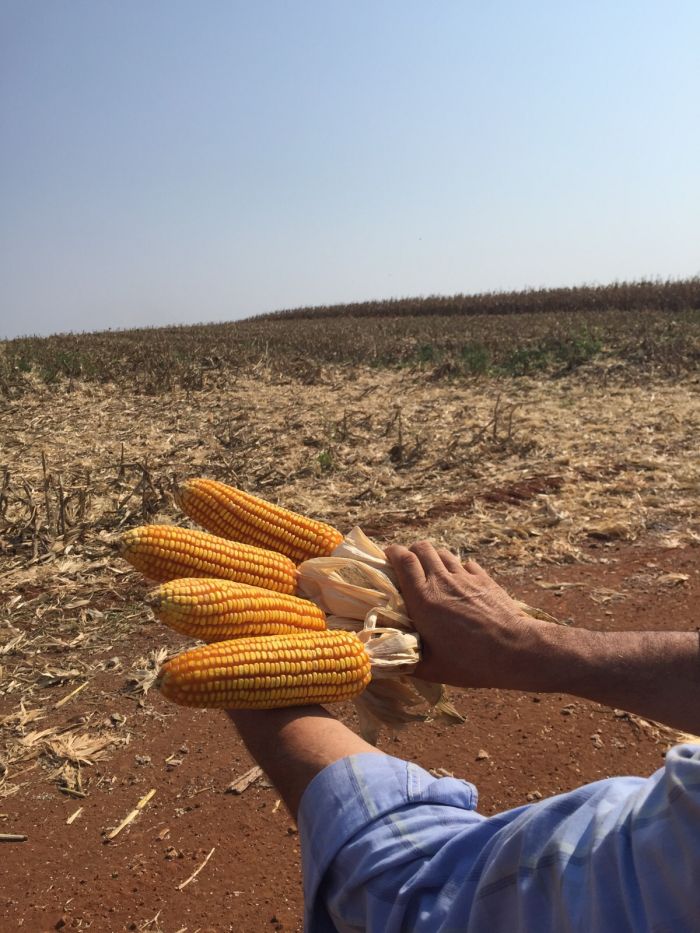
[358,627,421,672]
[300,527,554,742]
[299,530,471,742]
[331,526,399,582]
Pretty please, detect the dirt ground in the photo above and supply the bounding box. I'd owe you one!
[1,367,698,931]
[0,541,697,932]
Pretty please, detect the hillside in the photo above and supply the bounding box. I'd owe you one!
[1,278,699,397]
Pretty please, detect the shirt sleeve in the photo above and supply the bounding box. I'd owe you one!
[297,744,700,933]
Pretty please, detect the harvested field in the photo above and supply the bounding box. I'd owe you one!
[1,351,699,929]
[2,280,699,395]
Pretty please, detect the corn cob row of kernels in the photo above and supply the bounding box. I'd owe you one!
[157,630,371,708]
[177,478,343,564]
[147,578,326,642]
[119,481,373,709]
[120,525,297,593]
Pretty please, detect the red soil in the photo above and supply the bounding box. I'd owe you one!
[2,541,698,932]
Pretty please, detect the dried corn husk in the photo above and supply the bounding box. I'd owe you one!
[297,530,405,618]
[299,526,559,743]
[298,528,464,742]
[358,627,420,673]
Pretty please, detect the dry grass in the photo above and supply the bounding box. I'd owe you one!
[3,367,698,570]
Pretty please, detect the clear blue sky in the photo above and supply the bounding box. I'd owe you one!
[1,1,698,339]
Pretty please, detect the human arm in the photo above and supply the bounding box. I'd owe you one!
[227,706,381,820]
[385,542,700,734]
[227,542,700,933]
[230,706,700,932]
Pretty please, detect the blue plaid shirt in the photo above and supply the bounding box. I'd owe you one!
[298,745,700,932]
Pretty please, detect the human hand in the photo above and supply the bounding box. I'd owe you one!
[385,541,563,691]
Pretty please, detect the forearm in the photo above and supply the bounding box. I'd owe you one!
[385,543,700,735]
[227,706,381,819]
[535,627,700,734]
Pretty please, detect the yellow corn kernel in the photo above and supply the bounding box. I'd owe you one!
[120,525,297,593]
[157,630,371,708]
[147,578,326,642]
[176,478,343,564]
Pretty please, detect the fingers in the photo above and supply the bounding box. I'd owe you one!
[389,541,478,578]
[385,544,427,589]
[409,540,447,576]
[462,558,492,580]
[388,541,492,589]
[436,548,465,574]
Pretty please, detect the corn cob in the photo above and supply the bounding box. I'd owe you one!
[147,578,326,642]
[177,478,343,564]
[120,525,297,593]
[157,630,371,708]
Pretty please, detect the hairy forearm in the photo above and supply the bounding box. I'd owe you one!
[535,627,700,734]
[227,706,380,819]
[386,543,700,737]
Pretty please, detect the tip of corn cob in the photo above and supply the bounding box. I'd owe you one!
[117,528,137,553]
[144,587,162,612]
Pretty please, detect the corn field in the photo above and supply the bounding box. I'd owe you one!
[1,279,698,397]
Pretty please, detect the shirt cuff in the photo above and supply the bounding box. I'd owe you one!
[297,752,478,922]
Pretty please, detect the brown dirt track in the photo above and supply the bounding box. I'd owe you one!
[1,366,699,931]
